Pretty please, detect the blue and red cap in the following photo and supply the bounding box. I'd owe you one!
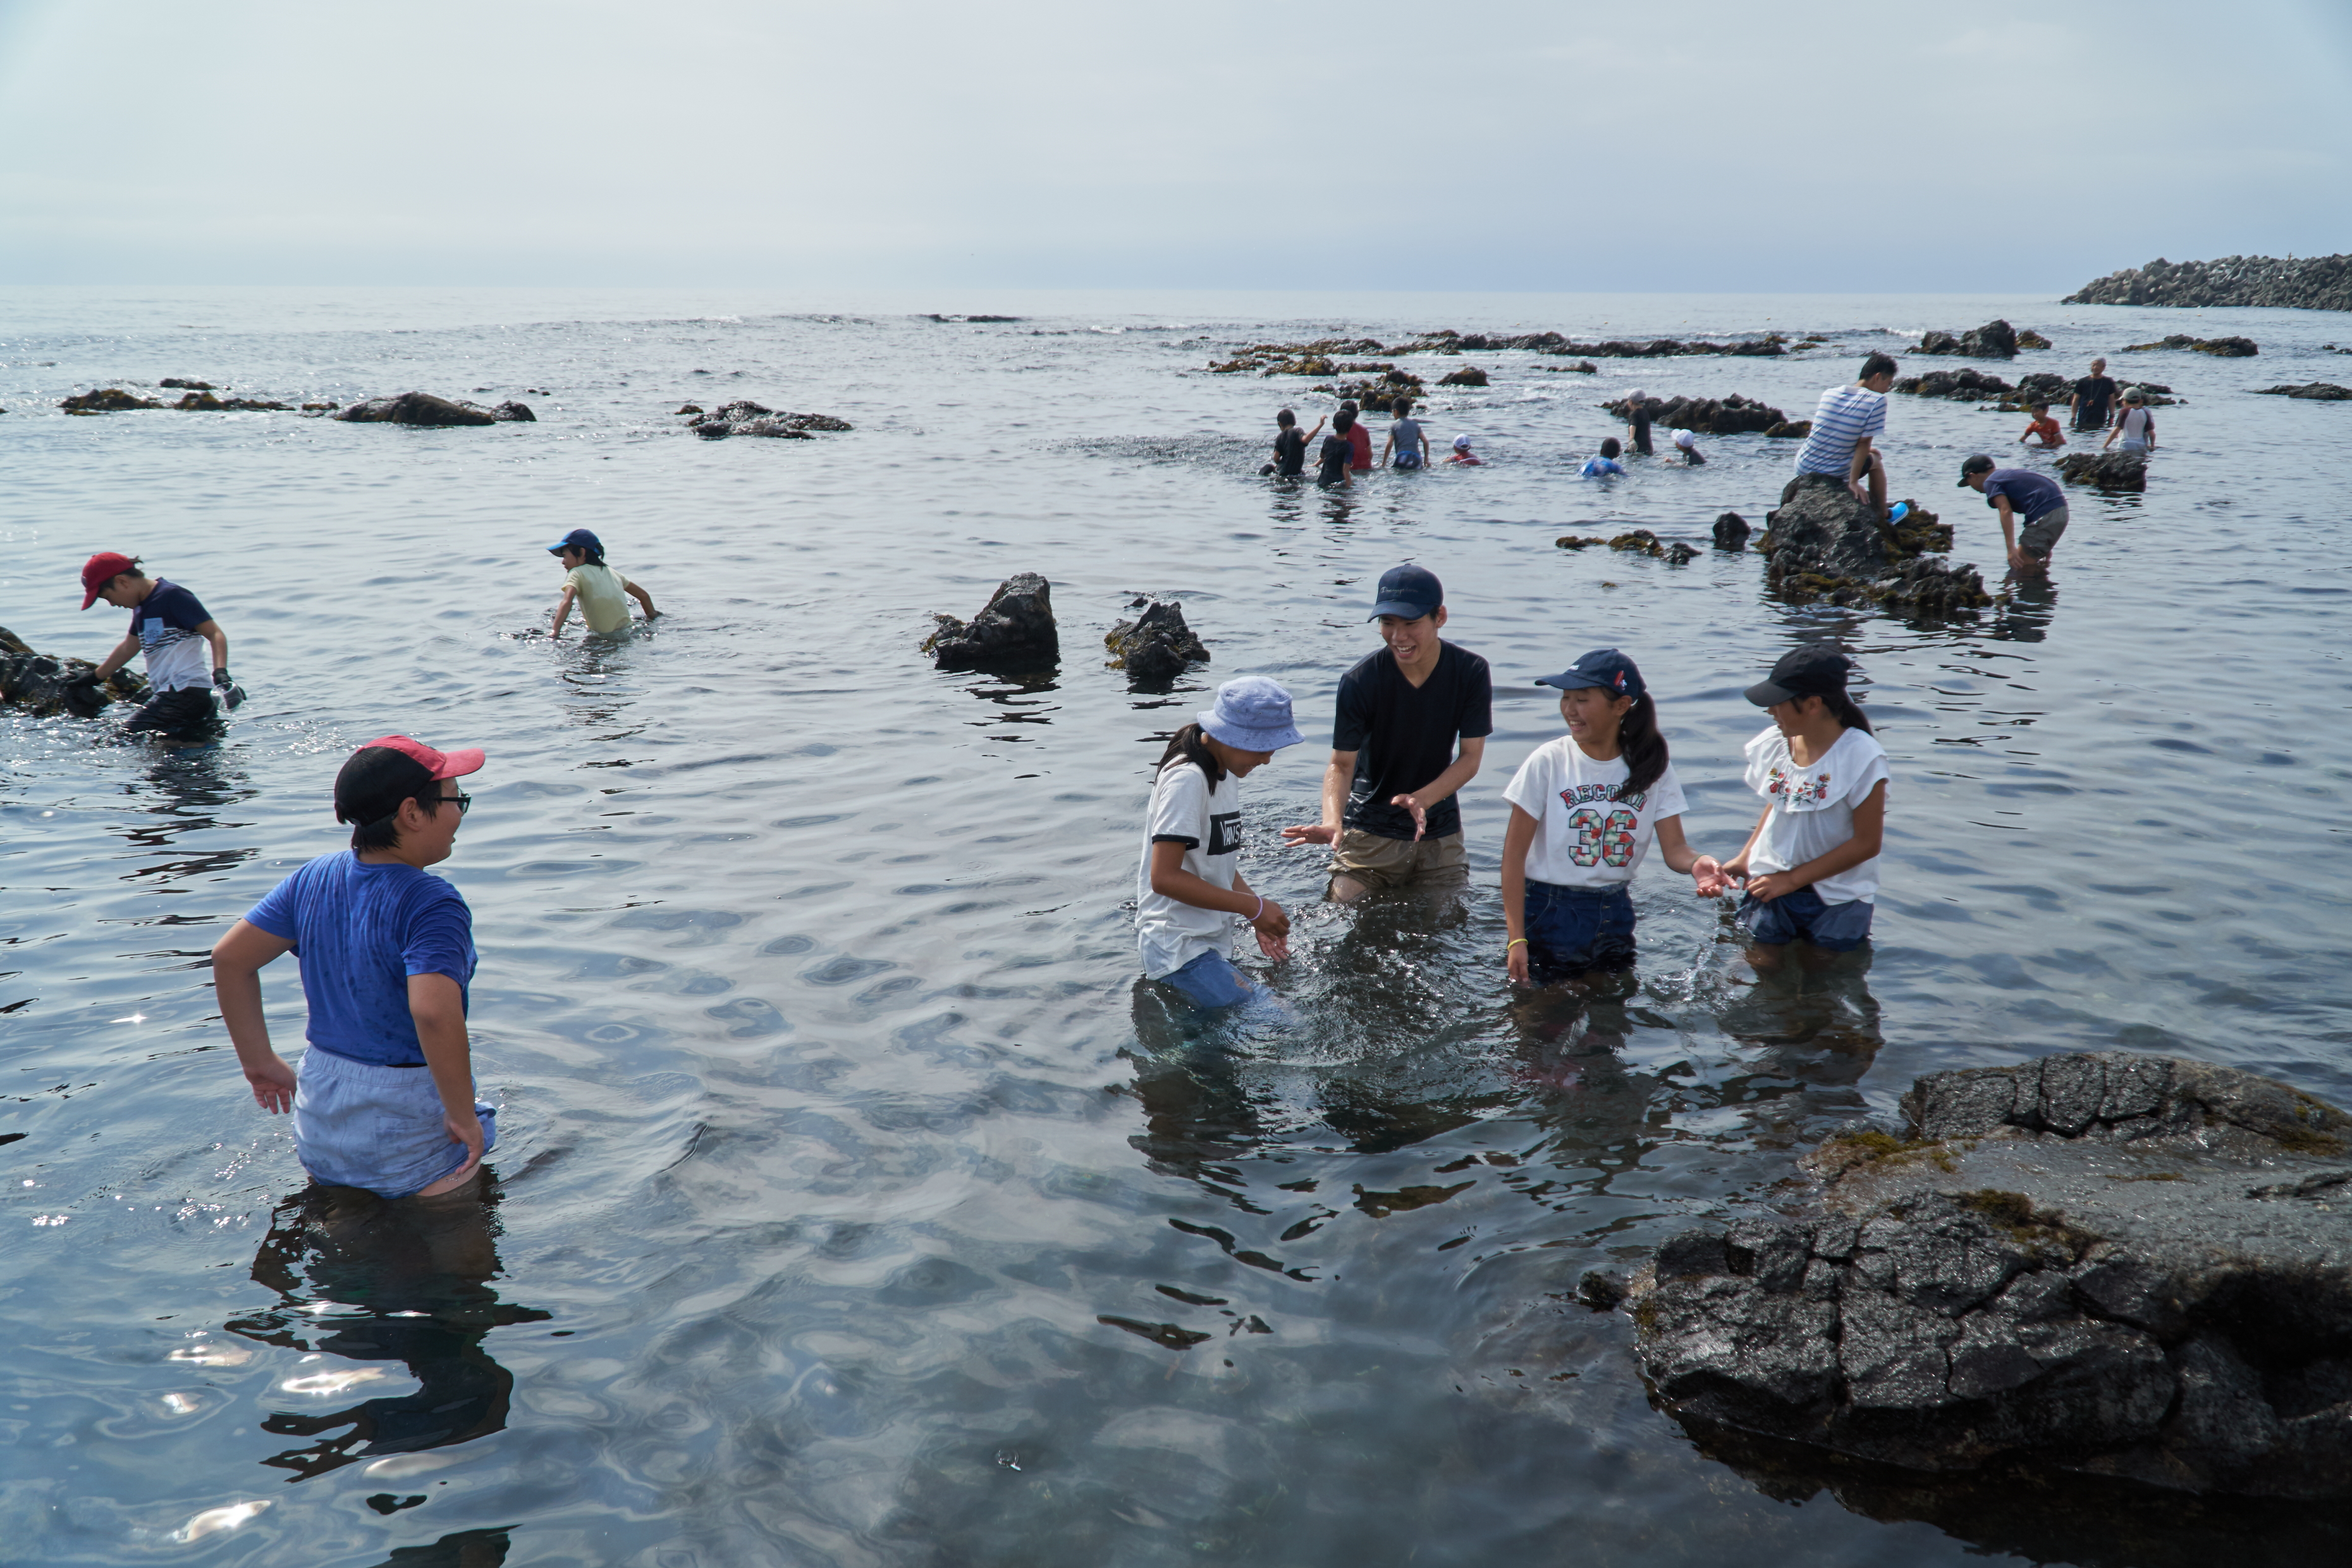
[1535,648,1645,702]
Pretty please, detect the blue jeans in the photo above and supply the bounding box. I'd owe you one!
[1738,886,1874,952]
[1159,950,1253,1009]
[1524,881,1636,983]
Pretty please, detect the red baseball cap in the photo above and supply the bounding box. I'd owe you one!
[80,551,138,609]
[359,735,486,780]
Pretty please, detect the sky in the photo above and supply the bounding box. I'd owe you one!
[1,0,2347,293]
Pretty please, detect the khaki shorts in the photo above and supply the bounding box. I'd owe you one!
[1329,829,1467,893]
[2019,505,2069,560]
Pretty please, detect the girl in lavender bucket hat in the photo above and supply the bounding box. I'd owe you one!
[1135,677,1306,1008]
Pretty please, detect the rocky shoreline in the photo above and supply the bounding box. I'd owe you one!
[2064,254,2352,312]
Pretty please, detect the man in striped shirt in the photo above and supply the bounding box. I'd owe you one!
[1793,353,1899,523]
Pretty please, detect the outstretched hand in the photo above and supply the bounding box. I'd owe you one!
[1690,855,1729,898]
[245,1055,297,1114]
[1280,823,1337,848]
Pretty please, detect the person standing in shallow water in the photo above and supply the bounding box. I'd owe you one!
[1624,389,1655,456]
[211,736,498,1200]
[1315,408,1356,487]
[1958,454,2068,574]
[1265,408,1308,477]
[1381,398,1429,469]
[2069,356,2118,433]
[548,527,657,637]
[77,551,243,747]
[1136,678,1306,1008]
[1716,647,1890,967]
[1282,564,1491,902]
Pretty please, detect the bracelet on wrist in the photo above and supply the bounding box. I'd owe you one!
[1505,938,1528,950]
[1251,895,1265,922]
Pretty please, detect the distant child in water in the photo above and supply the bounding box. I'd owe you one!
[1316,410,1356,487]
[1136,678,1307,1008]
[1581,438,1626,478]
[548,528,658,637]
[1500,650,1718,985]
[1715,646,1890,965]
[1265,408,1307,477]
[1447,434,1483,465]
[1344,400,1374,471]
[1381,398,1430,470]
[2019,403,2065,448]
[1671,429,1706,465]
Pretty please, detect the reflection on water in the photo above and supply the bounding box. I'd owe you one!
[228,1181,548,1483]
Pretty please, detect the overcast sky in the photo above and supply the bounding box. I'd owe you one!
[2,0,2346,293]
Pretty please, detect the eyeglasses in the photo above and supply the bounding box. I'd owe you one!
[439,790,472,816]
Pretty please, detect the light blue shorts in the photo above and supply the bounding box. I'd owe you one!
[292,1047,498,1199]
[1156,950,1253,1009]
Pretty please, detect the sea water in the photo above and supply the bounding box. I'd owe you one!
[3,287,2349,1567]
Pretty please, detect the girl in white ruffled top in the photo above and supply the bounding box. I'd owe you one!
[1713,645,1890,964]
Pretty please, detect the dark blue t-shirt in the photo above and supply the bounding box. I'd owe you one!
[1333,640,1495,841]
[245,850,475,1066]
[1982,469,2065,524]
[132,580,215,692]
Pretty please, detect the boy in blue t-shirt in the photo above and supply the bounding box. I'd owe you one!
[78,551,243,745]
[211,735,497,1201]
[1581,438,1627,478]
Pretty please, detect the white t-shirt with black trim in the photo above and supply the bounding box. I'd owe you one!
[1135,757,1244,980]
[1502,738,1687,888]
[1743,725,1892,904]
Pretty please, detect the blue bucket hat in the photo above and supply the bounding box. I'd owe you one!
[547,527,604,559]
[1198,677,1305,752]
[1536,648,1645,702]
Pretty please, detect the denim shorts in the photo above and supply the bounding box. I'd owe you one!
[1524,880,1637,982]
[1158,950,1253,1009]
[1738,885,1874,952]
[293,1047,498,1199]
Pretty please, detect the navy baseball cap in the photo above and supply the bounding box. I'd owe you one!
[1957,455,1995,484]
[1745,645,1853,706]
[547,527,603,556]
[1535,648,1645,702]
[1368,563,1443,620]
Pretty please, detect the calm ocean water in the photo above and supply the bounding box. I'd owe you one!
[4,286,2349,1567]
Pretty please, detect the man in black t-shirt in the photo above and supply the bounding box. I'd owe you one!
[1266,407,1308,477]
[2069,357,2118,432]
[1315,408,1356,487]
[1282,564,1491,900]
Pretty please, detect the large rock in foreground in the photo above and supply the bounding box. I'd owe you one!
[2060,450,2149,491]
[922,573,1058,670]
[1632,1050,2352,1499]
[0,627,147,716]
[2065,254,2352,312]
[1916,319,2019,358]
[1757,475,1988,615]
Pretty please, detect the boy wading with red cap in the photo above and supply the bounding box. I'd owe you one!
[78,552,243,746]
[211,737,498,1200]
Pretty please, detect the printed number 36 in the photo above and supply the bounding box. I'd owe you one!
[1567,806,1638,868]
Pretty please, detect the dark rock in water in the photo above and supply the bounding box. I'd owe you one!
[334,392,498,427]
[2014,329,2053,350]
[1758,476,1985,614]
[300,401,339,415]
[1916,319,2019,359]
[2060,450,2150,491]
[1894,367,2017,401]
[1540,360,1600,374]
[0,626,147,717]
[1663,542,1698,565]
[922,573,1059,670]
[173,391,291,412]
[2065,254,2352,312]
[1578,1270,1629,1312]
[1631,1050,2352,1500]
[1992,371,2075,410]
[1423,330,1784,358]
[61,387,163,413]
[1713,511,1751,549]
[1437,365,1489,387]
[2253,382,2352,401]
[489,400,535,422]
[1318,370,1423,412]
[1105,600,1210,685]
[1553,536,1607,550]
[2121,333,2258,357]
[1761,419,1810,439]
[923,313,1022,323]
[677,403,704,415]
[1609,529,1664,558]
[1605,392,1788,436]
[688,400,854,439]
[159,377,214,389]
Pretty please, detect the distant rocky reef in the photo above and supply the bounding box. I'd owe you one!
[2064,254,2352,312]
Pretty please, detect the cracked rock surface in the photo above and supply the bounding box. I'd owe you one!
[1631,1051,2352,1498]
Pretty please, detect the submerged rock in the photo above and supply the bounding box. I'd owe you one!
[334,392,498,427]
[1605,392,1788,436]
[2059,450,2150,491]
[1761,419,1811,439]
[0,626,147,716]
[923,573,1058,670]
[688,400,853,439]
[173,391,291,412]
[1630,1050,2352,1500]
[1553,536,1608,550]
[1916,319,2020,358]
[2252,382,2352,401]
[61,387,163,413]
[2064,254,2352,312]
[158,377,214,389]
[489,400,536,422]
[1105,600,1210,685]
[2122,333,2258,357]
[1758,475,1984,614]
[1713,511,1751,549]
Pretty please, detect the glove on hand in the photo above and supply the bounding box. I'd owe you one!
[213,668,247,711]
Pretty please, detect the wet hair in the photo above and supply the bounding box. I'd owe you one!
[1613,692,1669,802]
[1860,352,1899,381]
[1600,437,1621,458]
[336,748,441,852]
[1798,689,1874,735]
[1156,723,1225,787]
[1277,408,1295,427]
[1333,408,1356,433]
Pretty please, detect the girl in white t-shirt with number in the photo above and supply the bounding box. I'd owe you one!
[1717,645,1890,964]
[1501,650,1720,986]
